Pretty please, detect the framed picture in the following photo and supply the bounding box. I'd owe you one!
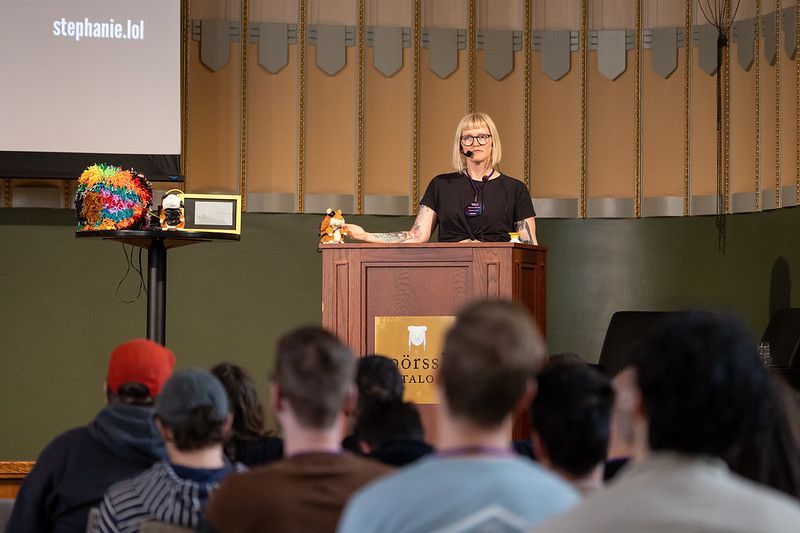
[182,194,241,235]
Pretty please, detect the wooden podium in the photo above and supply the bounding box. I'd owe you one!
[320,242,547,441]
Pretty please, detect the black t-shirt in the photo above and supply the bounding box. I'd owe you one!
[420,172,536,242]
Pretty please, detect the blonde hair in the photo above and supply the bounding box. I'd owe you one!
[451,112,502,174]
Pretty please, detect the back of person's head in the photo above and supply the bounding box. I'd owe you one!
[632,311,771,457]
[355,399,425,449]
[530,361,614,478]
[155,368,231,451]
[211,362,268,440]
[106,338,176,406]
[546,352,587,367]
[355,355,404,410]
[440,299,545,427]
[727,373,800,499]
[273,326,355,429]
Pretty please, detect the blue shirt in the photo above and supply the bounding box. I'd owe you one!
[338,455,579,533]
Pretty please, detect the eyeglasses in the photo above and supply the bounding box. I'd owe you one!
[460,134,492,146]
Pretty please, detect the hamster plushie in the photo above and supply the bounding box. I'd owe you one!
[319,208,346,243]
[159,191,185,230]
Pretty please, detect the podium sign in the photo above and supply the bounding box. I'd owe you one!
[374,315,455,404]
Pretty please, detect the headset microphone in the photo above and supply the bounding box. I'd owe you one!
[462,148,474,158]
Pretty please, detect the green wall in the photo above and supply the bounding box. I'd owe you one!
[2,207,799,458]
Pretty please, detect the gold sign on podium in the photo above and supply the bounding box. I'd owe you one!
[374,316,455,404]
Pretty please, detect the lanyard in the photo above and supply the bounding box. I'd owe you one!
[466,173,493,201]
[464,173,493,218]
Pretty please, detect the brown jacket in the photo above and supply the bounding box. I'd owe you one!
[206,451,392,532]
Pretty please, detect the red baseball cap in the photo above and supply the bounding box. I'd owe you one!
[107,339,176,397]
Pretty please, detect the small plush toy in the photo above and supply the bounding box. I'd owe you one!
[159,190,185,230]
[319,208,346,243]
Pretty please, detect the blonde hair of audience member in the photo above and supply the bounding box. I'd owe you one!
[451,112,502,175]
[437,300,545,449]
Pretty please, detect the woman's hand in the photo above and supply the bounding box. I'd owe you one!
[343,223,367,241]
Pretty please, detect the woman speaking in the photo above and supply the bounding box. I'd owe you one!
[344,112,537,244]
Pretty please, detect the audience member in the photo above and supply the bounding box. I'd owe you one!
[354,399,434,466]
[726,372,800,499]
[205,326,392,532]
[546,352,587,366]
[530,361,613,495]
[603,366,642,481]
[95,368,244,531]
[342,354,404,453]
[536,311,800,533]
[355,354,404,403]
[7,339,175,532]
[512,352,587,461]
[211,362,283,466]
[338,300,579,532]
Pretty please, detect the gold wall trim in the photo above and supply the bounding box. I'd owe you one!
[755,0,761,210]
[634,0,642,219]
[683,0,691,216]
[240,0,249,212]
[468,0,476,113]
[580,0,588,219]
[356,0,366,215]
[523,0,531,190]
[181,0,189,188]
[796,0,800,205]
[63,180,70,208]
[775,0,782,208]
[297,0,307,213]
[4,179,10,208]
[724,14,731,214]
[412,0,421,214]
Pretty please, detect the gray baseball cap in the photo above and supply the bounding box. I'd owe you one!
[155,368,229,424]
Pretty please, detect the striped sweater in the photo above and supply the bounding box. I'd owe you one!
[94,460,246,532]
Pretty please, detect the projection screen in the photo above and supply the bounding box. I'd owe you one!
[0,0,181,180]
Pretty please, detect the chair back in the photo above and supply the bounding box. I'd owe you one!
[762,308,800,367]
[598,311,677,376]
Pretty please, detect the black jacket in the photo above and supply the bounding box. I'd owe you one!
[6,404,166,533]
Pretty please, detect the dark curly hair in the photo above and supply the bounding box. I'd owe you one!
[632,311,772,457]
[211,363,273,442]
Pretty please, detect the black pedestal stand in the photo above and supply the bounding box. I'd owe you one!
[76,229,238,345]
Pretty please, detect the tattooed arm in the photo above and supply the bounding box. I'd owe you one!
[514,217,538,245]
[344,205,437,243]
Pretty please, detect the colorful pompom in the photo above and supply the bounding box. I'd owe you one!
[75,164,153,230]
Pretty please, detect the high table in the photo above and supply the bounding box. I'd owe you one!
[76,229,239,345]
